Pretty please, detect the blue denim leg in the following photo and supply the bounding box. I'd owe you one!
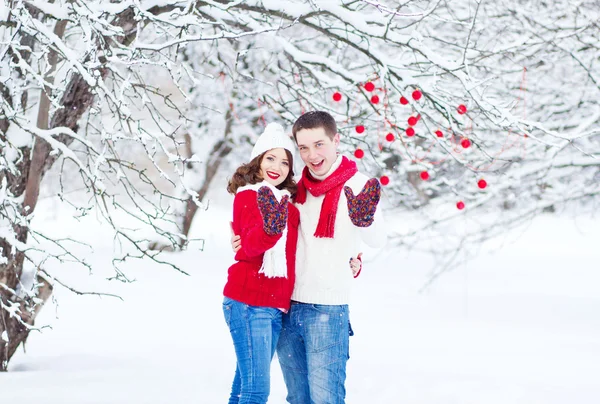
[223,297,283,404]
[304,304,349,404]
[277,307,310,404]
[277,303,350,404]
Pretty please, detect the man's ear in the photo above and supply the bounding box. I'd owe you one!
[333,133,341,147]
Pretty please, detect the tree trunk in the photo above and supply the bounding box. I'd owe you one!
[181,111,234,242]
[149,108,235,251]
[0,274,53,371]
[0,6,140,370]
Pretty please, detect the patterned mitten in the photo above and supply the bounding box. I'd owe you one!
[343,178,381,227]
[257,186,289,236]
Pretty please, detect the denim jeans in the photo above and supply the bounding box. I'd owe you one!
[222,297,283,404]
[276,302,350,404]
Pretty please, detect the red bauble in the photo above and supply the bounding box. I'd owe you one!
[354,148,365,159]
[364,82,375,92]
[457,104,467,114]
[407,116,418,126]
[435,130,444,138]
[412,90,422,101]
[380,175,390,186]
[333,92,342,102]
[355,125,365,134]
[420,171,430,180]
[406,127,415,137]
[461,138,471,148]
[371,95,380,104]
[456,201,465,210]
[386,133,395,142]
[478,179,487,189]
[400,96,409,105]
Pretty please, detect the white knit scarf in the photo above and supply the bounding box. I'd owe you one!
[236,181,290,278]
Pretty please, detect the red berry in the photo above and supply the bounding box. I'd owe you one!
[355,125,365,134]
[435,130,443,138]
[371,95,379,104]
[333,92,342,102]
[354,148,364,159]
[412,90,422,101]
[386,133,395,142]
[406,127,415,137]
[461,138,471,148]
[457,104,467,114]
[400,96,409,105]
[380,175,390,186]
[407,116,418,126]
[478,179,487,189]
[420,171,429,180]
[364,82,375,92]
[456,201,465,210]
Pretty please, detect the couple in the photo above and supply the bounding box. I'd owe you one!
[223,111,386,403]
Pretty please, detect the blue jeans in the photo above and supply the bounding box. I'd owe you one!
[276,302,350,404]
[222,297,283,404]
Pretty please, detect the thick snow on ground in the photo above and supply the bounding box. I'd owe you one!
[3,199,600,404]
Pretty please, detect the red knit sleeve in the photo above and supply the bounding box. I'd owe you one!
[234,190,282,258]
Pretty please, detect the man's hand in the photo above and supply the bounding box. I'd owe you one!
[257,186,289,236]
[344,178,381,227]
[230,222,241,253]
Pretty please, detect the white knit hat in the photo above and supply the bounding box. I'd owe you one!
[250,123,295,161]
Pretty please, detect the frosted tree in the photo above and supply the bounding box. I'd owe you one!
[1,0,598,370]
[170,0,600,276]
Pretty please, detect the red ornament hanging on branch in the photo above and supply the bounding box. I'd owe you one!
[354,148,365,159]
[380,175,390,186]
[407,116,418,126]
[461,138,471,148]
[364,82,375,92]
[435,130,444,138]
[420,171,430,180]
[412,90,422,101]
[371,95,380,104]
[406,127,415,137]
[333,92,342,102]
[456,201,465,210]
[355,125,365,134]
[386,133,395,142]
[400,96,409,105]
[457,104,467,115]
[477,179,487,189]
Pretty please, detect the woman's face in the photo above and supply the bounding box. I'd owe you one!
[259,148,290,187]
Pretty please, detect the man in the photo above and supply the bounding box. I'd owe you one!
[232,111,386,403]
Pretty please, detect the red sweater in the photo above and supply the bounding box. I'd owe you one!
[223,188,299,310]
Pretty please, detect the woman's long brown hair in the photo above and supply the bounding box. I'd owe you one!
[227,149,297,198]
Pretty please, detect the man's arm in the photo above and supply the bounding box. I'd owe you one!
[344,177,387,248]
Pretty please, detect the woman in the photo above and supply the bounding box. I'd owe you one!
[223,123,300,404]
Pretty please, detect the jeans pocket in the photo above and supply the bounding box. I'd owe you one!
[223,297,234,327]
[311,303,345,315]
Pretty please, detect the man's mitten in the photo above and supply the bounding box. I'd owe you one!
[343,178,381,227]
[257,186,290,236]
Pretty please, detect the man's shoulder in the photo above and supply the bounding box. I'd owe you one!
[344,171,372,190]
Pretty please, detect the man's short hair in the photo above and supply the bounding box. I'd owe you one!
[292,111,337,142]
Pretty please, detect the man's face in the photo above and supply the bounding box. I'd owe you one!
[296,127,340,176]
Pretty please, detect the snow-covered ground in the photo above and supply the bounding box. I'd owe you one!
[4,198,600,404]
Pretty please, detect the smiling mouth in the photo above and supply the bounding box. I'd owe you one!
[266,171,281,180]
[311,160,324,169]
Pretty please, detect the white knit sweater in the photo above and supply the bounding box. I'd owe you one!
[292,156,387,305]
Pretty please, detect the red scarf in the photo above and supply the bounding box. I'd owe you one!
[296,156,358,238]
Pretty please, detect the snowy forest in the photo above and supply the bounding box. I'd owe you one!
[1,0,599,393]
